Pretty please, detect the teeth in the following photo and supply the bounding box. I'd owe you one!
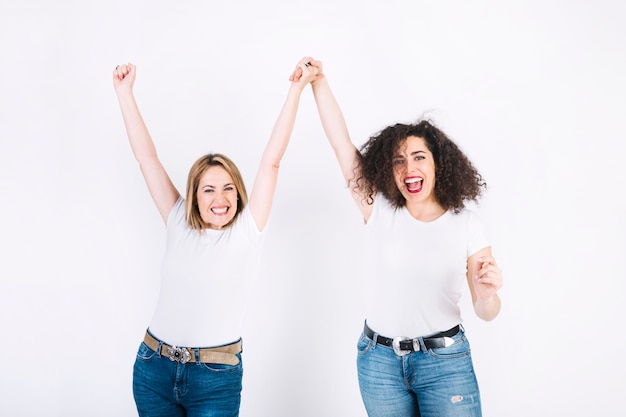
[211,207,228,214]
[405,178,422,184]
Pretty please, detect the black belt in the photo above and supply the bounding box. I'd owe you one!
[364,322,460,356]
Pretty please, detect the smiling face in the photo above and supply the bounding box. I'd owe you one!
[196,165,238,229]
[392,135,439,208]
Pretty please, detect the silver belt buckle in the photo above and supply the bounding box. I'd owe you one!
[166,346,191,364]
[392,336,415,356]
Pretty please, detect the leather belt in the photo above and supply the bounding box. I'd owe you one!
[143,332,242,365]
[364,322,460,356]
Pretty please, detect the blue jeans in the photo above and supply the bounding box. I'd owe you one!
[132,334,243,417]
[356,325,482,417]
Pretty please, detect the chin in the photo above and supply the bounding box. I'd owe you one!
[215,217,236,228]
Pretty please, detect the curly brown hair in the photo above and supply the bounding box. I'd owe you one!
[356,119,486,213]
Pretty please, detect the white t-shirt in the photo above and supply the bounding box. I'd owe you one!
[363,196,490,338]
[148,197,264,347]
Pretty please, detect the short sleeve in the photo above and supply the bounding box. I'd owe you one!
[467,210,491,256]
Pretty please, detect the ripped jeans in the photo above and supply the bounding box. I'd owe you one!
[356,326,482,417]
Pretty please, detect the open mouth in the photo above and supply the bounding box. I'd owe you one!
[211,207,229,215]
[405,177,423,193]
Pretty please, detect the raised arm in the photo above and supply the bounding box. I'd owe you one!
[308,59,373,221]
[247,58,319,231]
[113,64,179,223]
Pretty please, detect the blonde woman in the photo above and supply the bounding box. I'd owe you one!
[113,58,318,417]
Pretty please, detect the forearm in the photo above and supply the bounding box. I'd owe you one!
[311,77,361,191]
[474,294,501,321]
[116,91,158,163]
[248,83,305,231]
[261,83,303,166]
[311,77,352,153]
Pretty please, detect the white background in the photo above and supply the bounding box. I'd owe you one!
[1,1,625,416]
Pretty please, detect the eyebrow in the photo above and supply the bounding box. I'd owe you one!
[201,183,235,189]
[394,150,425,158]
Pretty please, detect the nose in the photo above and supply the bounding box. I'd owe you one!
[213,191,228,202]
[407,159,419,173]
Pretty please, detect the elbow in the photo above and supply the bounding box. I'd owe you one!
[474,307,500,322]
[477,312,499,322]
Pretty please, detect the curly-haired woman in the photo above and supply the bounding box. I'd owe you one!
[294,58,503,417]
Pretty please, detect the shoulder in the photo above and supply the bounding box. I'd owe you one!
[231,205,265,238]
[373,194,395,214]
[455,209,491,253]
[449,208,483,223]
[442,209,489,239]
[166,196,186,228]
[464,209,487,228]
[366,194,393,223]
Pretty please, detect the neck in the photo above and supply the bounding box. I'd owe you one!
[404,201,446,222]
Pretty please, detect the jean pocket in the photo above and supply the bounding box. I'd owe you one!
[136,342,157,361]
[356,333,373,355]
[427,335,471,359]
[200,354,243,373]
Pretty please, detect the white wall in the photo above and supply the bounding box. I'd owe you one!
[2,1,625,416]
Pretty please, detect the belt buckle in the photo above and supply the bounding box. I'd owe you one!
[166,346,191,364]
[392,336,415,356]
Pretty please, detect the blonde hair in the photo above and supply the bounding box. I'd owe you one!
[185,153,248,230]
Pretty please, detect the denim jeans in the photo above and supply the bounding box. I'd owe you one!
[356,325,482,417]
[132,334,243,417]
